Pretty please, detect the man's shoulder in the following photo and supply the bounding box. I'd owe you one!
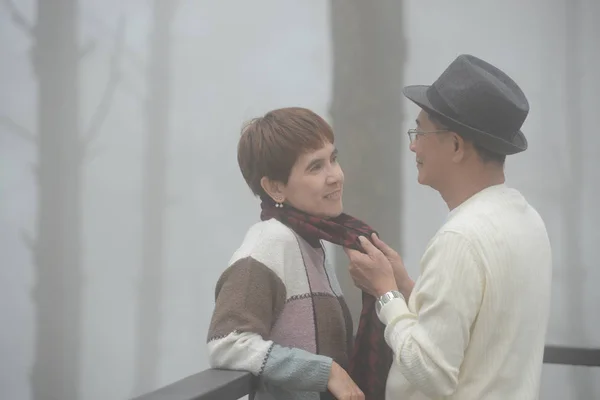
[432,189,550,263]
[447,187,543,233]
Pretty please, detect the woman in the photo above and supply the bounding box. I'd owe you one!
[206,107,371,400]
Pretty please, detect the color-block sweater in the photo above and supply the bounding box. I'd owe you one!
[206,218,353,400]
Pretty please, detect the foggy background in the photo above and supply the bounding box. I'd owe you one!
[1,0,599,399]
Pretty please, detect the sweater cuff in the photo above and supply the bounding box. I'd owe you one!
[377,296,410,325]
[315,357,333,392]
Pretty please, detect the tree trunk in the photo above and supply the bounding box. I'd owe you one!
[330,0,406,325]
[30,1,82,399]
[563,1,594,398]
[133,0,176,394]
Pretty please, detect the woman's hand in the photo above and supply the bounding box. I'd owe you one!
[327,361,365,400]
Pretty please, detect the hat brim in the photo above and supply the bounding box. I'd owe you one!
[403,85,527,155]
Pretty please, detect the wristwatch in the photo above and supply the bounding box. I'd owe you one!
[376,290,404,314]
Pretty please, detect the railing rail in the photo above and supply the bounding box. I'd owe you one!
[542,345,600,366]
[133,346,600,400]
[132,369,255,400]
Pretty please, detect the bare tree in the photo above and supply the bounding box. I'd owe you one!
[133,0,178,395]
[329,3,405,397]
[1,1,122,399]
[329,0,405,325]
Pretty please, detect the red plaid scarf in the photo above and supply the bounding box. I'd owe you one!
[260,198,393,399]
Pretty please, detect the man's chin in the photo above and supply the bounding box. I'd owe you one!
[417,170,427,186]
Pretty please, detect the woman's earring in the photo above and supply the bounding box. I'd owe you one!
[276,202,283,208]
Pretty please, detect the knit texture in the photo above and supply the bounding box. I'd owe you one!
[207,219,353,400]
[378,184,552,399]
[261,198,393,399]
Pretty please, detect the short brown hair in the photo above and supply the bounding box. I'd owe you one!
[237,107,334,198]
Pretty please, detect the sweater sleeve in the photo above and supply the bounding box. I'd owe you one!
[206,257,332,392]
[376,231,485,398]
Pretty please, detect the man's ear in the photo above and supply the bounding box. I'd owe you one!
[260,176,285,203]
[451,132,466,162]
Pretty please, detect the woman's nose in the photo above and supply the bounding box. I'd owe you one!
[327,164,344,185]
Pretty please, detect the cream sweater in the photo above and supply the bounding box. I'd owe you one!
[378,184,552,399]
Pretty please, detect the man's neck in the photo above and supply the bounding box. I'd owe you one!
[439,167,506,211]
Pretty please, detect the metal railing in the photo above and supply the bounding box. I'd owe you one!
[542,345,600,366]
[132,345,600,400]
[132,368,255,400]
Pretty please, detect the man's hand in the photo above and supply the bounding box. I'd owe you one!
[370,233,414,299]
[344,235,398,297]
[327,361,364,400]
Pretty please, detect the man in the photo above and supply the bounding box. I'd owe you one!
[345,54,552,399]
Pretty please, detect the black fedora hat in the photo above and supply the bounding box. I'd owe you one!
[403,54,529,155]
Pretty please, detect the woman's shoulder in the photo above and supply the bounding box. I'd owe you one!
[248,218,299,246]
[229,219,302,270]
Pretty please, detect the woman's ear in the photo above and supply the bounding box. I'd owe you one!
[260,176,285,203]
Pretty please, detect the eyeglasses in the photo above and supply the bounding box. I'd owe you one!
[407,128,449,144]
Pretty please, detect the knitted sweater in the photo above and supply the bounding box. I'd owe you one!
[207,218,353,400]
[377,184,552,399]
